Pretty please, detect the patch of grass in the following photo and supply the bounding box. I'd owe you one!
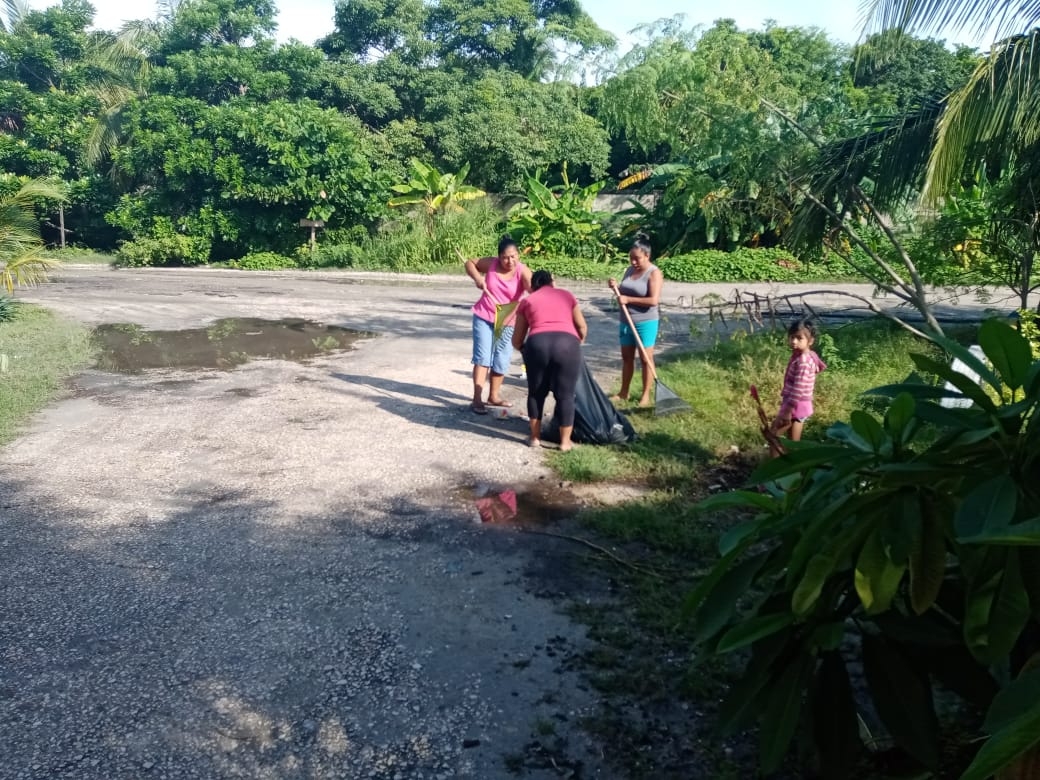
[546,446,625,482]
[0,304,94,444]
[45,247,116,265]
[602,319,937,488]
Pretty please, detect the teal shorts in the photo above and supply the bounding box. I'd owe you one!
[619,319,659,348]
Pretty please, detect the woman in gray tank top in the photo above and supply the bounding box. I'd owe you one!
[607,234,663,407]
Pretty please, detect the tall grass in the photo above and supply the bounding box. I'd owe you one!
[0,304,93,444]
[312,201,504,272]
[46,248,115,265]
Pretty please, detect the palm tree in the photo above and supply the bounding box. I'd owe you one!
[80,26,154,170]
[0,178,68,293]
[864,0,1040,201]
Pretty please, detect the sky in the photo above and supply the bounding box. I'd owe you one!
[25,0,984,51]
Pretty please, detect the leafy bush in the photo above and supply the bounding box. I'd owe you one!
[688,320,1040,779]
[229,252,298,271]
[112,215,211,267]
[656,248,861,283]
[115,233,211,267]
[307,243,365,269]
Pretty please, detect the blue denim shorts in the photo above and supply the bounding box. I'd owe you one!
[472,315,515,375]
[619,319,659,348]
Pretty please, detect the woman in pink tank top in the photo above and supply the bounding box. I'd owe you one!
[462,236,532,414]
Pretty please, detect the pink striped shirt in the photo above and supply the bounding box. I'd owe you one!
[780,350,826,419]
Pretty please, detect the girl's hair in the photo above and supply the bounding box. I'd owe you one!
[498,235,519,256]
[788,317,817,338]
[531,270,553,291]
[631,232,652,258]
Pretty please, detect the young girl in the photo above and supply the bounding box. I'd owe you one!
[770,318,826,455]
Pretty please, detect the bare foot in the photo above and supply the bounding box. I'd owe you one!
[609,394,625,403]
[528,438,541,448]
[637,398,653,408]
[559,442,574,452]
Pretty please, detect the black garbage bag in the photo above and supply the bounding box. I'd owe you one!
[542,359,637,445]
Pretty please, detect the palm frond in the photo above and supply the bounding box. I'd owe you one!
[0,177,67,293]
[788,102,943,253]
[617,163,691,192]
[618,169,653,190]
[862,0,1040,45]
[0,0,28,33]
[0,250,57,294]
[926,29,1040,199]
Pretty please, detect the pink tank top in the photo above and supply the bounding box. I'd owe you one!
[472,258,527,323]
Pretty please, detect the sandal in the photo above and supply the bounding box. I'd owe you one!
[470,403,488,415]
[486,398,513,408]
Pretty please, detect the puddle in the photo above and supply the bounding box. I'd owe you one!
[91,318,373,373]
[451,482,584,527]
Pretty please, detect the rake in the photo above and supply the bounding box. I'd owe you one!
[612,287,691,416]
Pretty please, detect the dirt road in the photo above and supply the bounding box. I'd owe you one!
[3,267,628,780]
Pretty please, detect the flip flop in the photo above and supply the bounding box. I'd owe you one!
[486,399,513,408]
[470,403,488,415]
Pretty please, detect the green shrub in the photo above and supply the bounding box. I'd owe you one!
[506,168,615,261]
[307,243,364,269]
[656,248,861,282]
[112,215,211,267]
[527,256,617,281]
[115,234,211,267]
[229,252,298,271]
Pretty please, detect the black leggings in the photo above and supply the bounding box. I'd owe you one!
[522,332,582,427]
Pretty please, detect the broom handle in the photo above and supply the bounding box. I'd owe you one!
[611,285,658,382]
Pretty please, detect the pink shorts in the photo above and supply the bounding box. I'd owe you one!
[782,401,813,422]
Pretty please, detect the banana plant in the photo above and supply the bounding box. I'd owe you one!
[388,159,486,216]
[687,319,1040,779]
[505,164,614,261]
